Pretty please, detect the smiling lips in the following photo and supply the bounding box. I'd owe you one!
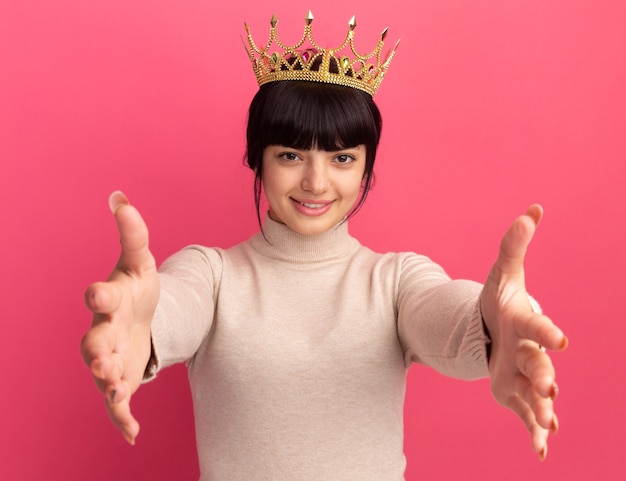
[291,198,334,216]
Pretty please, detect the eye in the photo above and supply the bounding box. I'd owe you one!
[334,154,356,164]
[279,151,302,162]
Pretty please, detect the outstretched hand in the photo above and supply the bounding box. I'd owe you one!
[481,205,568,460]
[81,192,160,444]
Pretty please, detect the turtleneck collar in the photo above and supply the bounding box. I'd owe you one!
[249,213,361,264]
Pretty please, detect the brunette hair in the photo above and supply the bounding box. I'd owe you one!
[245,80,383,229]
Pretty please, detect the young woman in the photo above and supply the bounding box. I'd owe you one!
[81,14,567,481]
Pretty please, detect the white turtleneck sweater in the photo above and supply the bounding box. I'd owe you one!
[148,216,489,480]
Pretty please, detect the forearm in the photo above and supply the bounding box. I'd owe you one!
[145,246,220,378]
[399,279,490,380]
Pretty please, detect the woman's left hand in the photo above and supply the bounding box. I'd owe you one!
[481,205,568,460]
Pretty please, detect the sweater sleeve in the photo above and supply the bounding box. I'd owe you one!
[144,245,223,380]
[396,253,490,380]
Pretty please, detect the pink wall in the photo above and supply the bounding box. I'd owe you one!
[2,1,624,479]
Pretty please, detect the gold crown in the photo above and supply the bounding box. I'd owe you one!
[243,11,400,97]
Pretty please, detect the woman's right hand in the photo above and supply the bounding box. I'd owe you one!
[81,191,160,444]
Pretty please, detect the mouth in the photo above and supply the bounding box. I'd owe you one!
[292,198,333,208]
[290,198,334,216]
[298,201,328,209]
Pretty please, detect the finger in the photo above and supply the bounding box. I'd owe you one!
[524,204,544,227]
[81,321,125,381]
[84,281,122,316]
[109,190,129,214]
[109,191,155,275]
[105,383,140,445]
[82,356,122,400]
[513,310,568,352]
[491,205,543,281]
[103,367,131,408]
[516,342,558,400]
[81,321,114,369]
[506,393,550,459]
[505,372,552,425]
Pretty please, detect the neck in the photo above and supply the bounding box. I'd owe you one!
[250,213,360,263]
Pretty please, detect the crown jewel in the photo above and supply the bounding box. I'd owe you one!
[244,11,399,97]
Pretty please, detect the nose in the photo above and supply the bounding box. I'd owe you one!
[301,159,330,194]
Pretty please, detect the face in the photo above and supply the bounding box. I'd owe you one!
[261,145,366,236]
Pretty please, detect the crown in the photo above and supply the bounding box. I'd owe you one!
[243,11,400,97]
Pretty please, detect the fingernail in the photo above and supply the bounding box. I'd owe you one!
[86,287,98,307]
[108,191,128,214]
[123,431,136,446]
[539,445,548,461]
[560,336,569,350]
[550,383,559,401]
[551,415,559,435]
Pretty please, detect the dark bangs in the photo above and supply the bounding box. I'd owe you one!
[247,80,381,155]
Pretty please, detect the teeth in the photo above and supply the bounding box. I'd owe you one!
[301,202,325,208]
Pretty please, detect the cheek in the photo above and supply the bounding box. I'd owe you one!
[261,178,275,202]
[344,172,366,198]
[262,169,286,202]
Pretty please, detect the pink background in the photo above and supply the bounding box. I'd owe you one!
[2,1,624,479]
